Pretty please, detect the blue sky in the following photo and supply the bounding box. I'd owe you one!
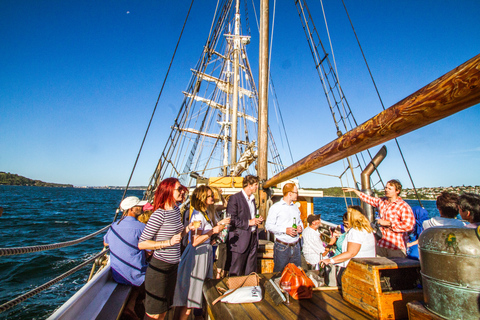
[1,0,479,188]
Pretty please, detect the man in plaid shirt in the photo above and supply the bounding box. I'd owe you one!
[343,180,415,258]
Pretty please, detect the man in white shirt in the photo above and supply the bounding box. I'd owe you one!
[423,191,465,229]
[266,183,303,272]
[302,214,325,270]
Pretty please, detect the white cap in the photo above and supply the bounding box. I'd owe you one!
[120,196,148,211]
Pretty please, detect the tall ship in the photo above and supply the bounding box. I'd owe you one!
[1,1,479,319]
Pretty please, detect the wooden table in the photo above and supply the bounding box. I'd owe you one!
[203,275,374,320]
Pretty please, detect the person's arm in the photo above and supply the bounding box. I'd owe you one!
[265,205,284,235]
[138,234,182,250]
[192,224,224,247]
[407,239,418,247]
[322,241,361,265]
[343,187,380,208]
[297,210,304,233]
[227,195,249,230]
[137,210,181,250]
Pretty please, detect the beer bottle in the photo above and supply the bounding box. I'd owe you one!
[292,217,297,229]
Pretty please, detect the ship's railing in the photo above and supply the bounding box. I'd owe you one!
[0,249,108,313]
[0,226,110,313]
[0,225,109,257]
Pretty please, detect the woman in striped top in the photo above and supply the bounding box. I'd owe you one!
[138,177,190,320]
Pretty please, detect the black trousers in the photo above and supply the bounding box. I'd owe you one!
[228,231,258,276]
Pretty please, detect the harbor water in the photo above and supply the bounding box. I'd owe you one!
[0,185,440,319]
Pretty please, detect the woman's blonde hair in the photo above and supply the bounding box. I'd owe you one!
[347,206,373,233]
[191,185,212,214]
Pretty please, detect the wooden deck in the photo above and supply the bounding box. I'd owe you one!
[203,275,374,320]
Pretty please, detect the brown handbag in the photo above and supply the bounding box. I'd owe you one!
[279,263,314,300]
[224,272,260,290]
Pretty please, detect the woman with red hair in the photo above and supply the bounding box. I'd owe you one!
[138,177,190,320]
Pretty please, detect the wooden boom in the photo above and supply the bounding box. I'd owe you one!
[264,53,480,189]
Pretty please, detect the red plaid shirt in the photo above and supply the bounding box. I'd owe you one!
[359,193,415,251]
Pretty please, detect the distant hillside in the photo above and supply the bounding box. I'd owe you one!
[0,172,73,187]
[307,187,348,197]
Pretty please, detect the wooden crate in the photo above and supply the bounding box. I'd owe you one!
[257,258,274,273]
[257,239,274,258]
[342,257,424,320]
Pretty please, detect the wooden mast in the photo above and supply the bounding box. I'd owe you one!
[264,54,480,188]
[230,0,241,174]
[257,0,269,217]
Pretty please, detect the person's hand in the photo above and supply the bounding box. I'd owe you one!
[170,233,182,245]
[286,227,297,237]
[296,225,303,233]
[321,258,335,266]
[377,219,392,227]
[333,230,341,238]
[255,217,264,225]
[219,218,230,225]
[213,225,224,234]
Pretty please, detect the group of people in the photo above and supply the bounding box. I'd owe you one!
[103,175,262,320]
[300,179,480,286]
[104,175,480,319]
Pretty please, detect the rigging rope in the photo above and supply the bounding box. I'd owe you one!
[0,250,109,313]
[114,0,197,222]
[0,225,109,257]
[340,0,423,207]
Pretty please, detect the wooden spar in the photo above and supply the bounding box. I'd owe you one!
[257,0,269,217]
[264,53,480,189]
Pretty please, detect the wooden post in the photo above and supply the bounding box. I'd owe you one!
[264,54,480,188]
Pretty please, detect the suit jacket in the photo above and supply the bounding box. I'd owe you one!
[227,191,257,254]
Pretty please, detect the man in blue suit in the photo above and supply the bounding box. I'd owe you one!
[227,175,263,276]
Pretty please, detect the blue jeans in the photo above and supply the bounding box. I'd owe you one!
[273,241,301,273]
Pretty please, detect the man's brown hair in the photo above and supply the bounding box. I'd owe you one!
[387,179,402,195]
[436,191,459,218]
[243,175,259,188]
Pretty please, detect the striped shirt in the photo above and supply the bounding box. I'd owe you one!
[139,206,183,264]
[359,193,415,251]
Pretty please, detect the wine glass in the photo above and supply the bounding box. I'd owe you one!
[280,281,292,305]
[192,218,202,236]
[224,212,231,229]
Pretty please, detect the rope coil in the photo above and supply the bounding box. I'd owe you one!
[0,225,109,257]
[0,250,109,313]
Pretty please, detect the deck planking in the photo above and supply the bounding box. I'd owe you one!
[203,275,374,320]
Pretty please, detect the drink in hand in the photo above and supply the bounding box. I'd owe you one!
[193,220,201,235]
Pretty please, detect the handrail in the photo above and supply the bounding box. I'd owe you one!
[0,249,109,313]
[0,225,110,257]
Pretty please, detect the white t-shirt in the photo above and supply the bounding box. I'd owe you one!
[340,228,376,267]
[302,226,325,265]
[423,217,466,230]
[189,210,213,244]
